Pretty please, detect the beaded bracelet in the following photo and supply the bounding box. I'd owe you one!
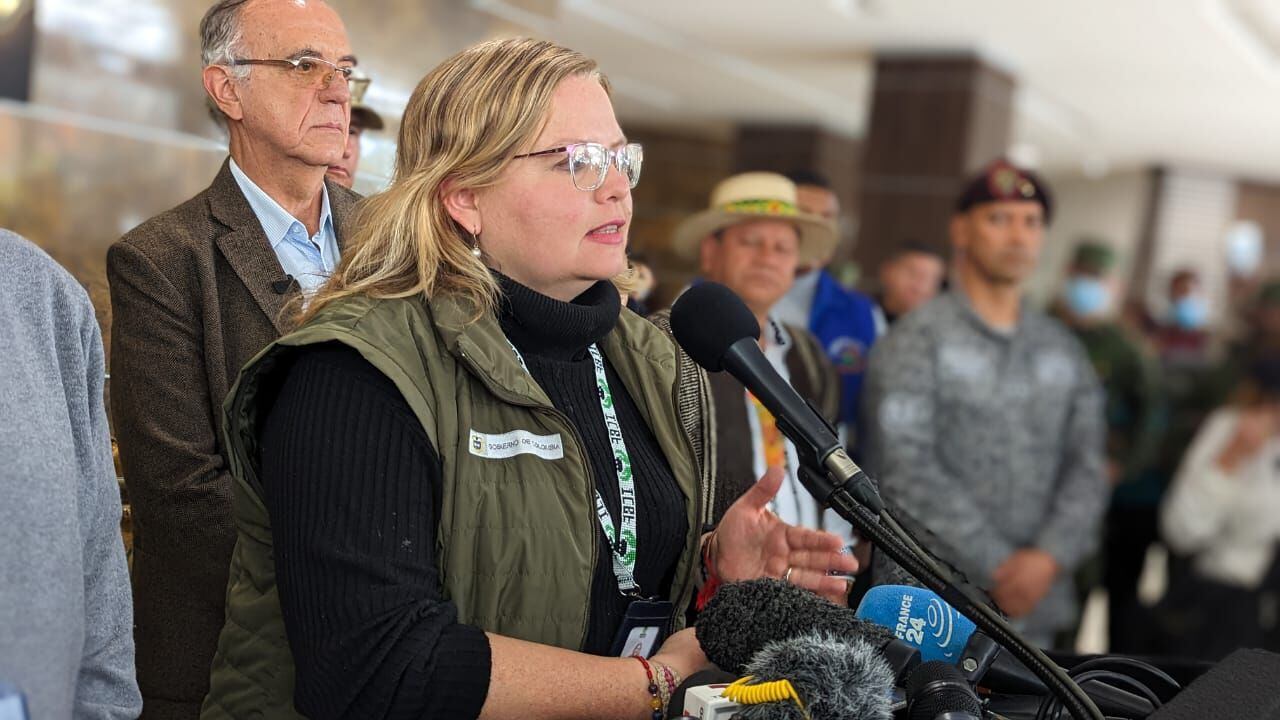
[633,656,664,720]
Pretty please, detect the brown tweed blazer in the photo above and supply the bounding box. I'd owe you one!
[106,159,359,720]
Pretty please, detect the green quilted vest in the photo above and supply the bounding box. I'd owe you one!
[201,292,711,719]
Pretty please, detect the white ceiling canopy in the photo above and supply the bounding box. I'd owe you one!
[465,0,1280,181]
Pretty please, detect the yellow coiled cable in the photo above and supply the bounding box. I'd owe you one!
[722,676,811,720]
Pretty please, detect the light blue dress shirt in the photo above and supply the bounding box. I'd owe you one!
[228,159,339,296]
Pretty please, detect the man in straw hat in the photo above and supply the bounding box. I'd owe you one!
[862,160,1107,646]
[664,171,857,562]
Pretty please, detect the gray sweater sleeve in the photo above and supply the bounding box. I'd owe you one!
[75,308,143,720]
[0,230,141,719]
[1033,345,1108,571]
[861,323,1016,580]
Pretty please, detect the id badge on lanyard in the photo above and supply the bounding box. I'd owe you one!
[509,340,674,656]
[609,599,674,658]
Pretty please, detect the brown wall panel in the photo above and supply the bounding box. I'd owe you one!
[856,55,1014,277]
[625,123,736,308]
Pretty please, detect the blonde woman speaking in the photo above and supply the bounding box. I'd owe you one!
[202,38,858,720]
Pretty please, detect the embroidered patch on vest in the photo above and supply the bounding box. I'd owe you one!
[468,429,565,460]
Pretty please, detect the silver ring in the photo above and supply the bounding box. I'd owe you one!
[783,566,794,584]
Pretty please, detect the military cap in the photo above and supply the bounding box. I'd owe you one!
[956,159,1053,223]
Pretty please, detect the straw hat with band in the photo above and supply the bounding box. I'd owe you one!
[672,172,837,266]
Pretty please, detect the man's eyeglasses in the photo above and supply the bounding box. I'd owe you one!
[231,56,356,91]
[512,142,644,191]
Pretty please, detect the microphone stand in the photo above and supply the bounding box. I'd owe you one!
[790,447,1105,720]
[679,319,1104,719]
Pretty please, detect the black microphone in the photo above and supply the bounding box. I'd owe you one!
[696,578,920,683]
[271,275,297,294]
[905,660,983,720]
[733,632,896,720]
[669,282,883,513]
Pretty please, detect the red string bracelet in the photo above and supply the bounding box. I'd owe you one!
[633,655,663,720]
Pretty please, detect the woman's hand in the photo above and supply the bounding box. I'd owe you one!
[713,468,860,604]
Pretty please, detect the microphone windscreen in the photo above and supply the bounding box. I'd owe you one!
[669,282,760,372]
[735,632,894,720]
[855,585,976,662]
[696,578,894,676]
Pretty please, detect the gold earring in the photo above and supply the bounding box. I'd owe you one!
[470,227,482,259]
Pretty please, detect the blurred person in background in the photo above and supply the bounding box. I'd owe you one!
[1212,281,1280,402]
[325,77,381,189]
[106,1,361,716]
[1156,268,1214,365]
[0,230,141,719]
[1161,353,1280,660]
[1149,268,1221,505]
[624,253,656,316]
[1144,268,1229,654]
[202,39,858,720]
[872,240,947,331]
[665,171,857,549]
[862,160,1107,647]
[774,169,881,448]
[1052,240,1164,653]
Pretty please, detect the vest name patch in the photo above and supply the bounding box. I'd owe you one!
[468,429,564,460]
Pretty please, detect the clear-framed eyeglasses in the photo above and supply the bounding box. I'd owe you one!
[230,55,356,91]
[512,142,644,191]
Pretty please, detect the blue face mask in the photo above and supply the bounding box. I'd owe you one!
[1172,295,1209,330]
[1064,277,1109,318]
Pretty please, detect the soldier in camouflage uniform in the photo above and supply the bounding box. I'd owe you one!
[862,161,1108,647]
[1053,241,1164,652]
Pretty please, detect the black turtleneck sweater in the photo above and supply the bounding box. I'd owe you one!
[256,278,687,720]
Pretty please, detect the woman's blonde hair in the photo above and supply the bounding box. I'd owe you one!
[302,37,634,324]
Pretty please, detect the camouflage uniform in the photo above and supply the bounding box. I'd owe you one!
[862,289,1109,645]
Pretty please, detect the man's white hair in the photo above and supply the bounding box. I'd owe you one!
[200,0,252,78]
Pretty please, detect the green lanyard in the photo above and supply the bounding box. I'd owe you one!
[507,341,640,595]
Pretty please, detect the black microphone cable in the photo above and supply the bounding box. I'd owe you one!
[1033,656,1182,720]
[1067,657,1180,702]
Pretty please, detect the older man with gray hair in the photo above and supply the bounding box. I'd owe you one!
[106,1,360,716]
